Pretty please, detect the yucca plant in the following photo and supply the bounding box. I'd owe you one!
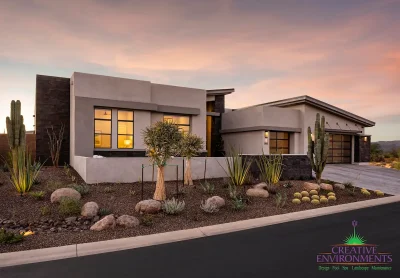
[5,148,43,195]
[256,150,283,185]
[220,147,252,188]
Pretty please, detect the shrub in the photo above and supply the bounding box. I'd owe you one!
[29,191,45,200]
[292,198,301,204]
[163,198,185,215]
[40,206,51,216]
[129,190,136,196]
[220,147,252,187]
[343,181,354,188]
[0,229,23,244]
[283,181,293,188]
[232,197,246,211]
[256,151,283,185]
[104,186,114,193]
[98,208,112,217]
[293,192,302,199]
[46,180,64,192]
[59,197,81,216]
[200,200,219,213]
[71,183,90,196]
[228,183,238,199]
[200,180,215,194]
[274,192,287,209]
[141,214,153,226]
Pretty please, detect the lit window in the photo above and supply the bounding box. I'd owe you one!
[163,115,190,134]
[118,110,134,148]
[94,108,112,148]
[269,131,289,154]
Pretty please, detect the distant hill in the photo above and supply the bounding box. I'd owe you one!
[374,141,400,152]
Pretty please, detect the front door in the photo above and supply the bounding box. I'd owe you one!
[327,134,352,164]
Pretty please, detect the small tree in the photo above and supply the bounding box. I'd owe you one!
[142,121,183,201]
[307,113,329,184]
[180,133,204,186]
[47,124,65,167]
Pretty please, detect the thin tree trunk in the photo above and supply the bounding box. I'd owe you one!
[184,158,193,186]
[153,166,166,200]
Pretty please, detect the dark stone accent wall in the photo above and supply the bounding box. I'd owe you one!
[35,75,71,166]
[209,95,225,157]
[243,155,312,180]
[214,95,225,113]
[354,135,371,162]
[93,150,146,157]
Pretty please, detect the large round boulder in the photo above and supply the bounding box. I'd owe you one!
[81,202,99,218]
[246,188,269,198]
[90,214,116,231]
[205,196,225,208]
[50,188,81,203]
[135,199,162,214]
[334,183,345,190]
[116,215,140,228]
[320,183,334,191]
[303,182,320,191]
[253,182,268,190]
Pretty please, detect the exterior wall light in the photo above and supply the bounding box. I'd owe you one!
[264,131,269,144]
[363,136,368,142]
[311,133,315,142]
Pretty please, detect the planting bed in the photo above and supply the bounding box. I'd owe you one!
[0,167,388,254]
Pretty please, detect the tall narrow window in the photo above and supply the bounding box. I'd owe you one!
[94,108,112,148]
[118,110,134,148]
[269,131,289,154]
[163,115,190,134]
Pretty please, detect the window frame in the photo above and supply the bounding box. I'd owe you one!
[163,114,191,134]
[94,108,112,149]
[268,131,290,154]
[117,109,134,149]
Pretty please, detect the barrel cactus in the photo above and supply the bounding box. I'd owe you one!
[328,195,337,201]
[320,197,328,203]
[362,190,371,196]
[309,189,318,195]
[311,195,320,200]
[327,192,335,197]
[292,198,301,204]
[294,192,302,199]
[375,190,384,197]
[307,113,329,184]
[301,191,309,197]
[311,199,320,205]
[302,196,311,202]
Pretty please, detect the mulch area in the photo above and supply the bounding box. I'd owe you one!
[0,167,388,253]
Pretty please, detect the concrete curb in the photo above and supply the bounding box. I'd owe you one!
[1,195,399,268]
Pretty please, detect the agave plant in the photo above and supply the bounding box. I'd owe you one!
[256,150,283,185]
[220,147,252,187]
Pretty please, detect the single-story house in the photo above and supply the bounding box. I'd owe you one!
[34,72,374,183]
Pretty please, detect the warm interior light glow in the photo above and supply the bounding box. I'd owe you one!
[311,133,315,142]
[124,139,131,146]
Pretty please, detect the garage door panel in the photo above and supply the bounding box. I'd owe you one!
[327,134,352,164]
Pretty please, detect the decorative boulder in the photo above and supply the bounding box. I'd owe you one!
[334,183,345,190]
[81,202,99,218]
[246,188,269,198]
[135,199,162,214]
[253,182,268,190]
[320,183,334,191]
[90,214,116,231]
[50,188,81,203]
[303,182,320,191]
[205,196,225,208]
[116,215,140,228]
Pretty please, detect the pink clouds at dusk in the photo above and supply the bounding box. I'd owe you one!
[0,0,399,140]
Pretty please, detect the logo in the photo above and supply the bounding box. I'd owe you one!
[317,220,393,272]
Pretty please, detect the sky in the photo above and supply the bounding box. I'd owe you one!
[0,0,399,141]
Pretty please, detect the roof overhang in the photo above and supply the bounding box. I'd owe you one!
[325,129,362,135]
[221,126,302,134]
[263,95,375,128]
[206,88,235,96]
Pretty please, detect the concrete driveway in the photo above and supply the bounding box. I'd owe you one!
[324,164,400,195]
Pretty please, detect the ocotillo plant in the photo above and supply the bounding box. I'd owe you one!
[6,100,26,174]
[307,113,329,184]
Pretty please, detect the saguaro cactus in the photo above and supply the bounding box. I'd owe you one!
[307,113,329,184]
[6,100,26,173]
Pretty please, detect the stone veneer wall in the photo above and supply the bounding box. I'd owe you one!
[243,155,312,181]
[354,135,371,163]
[211,95,225,157]
[35,75,71,166]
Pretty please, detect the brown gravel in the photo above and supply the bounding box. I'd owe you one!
[0,167,388,254]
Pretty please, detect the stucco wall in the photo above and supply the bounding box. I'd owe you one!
[223,131,265,155]
[74,156,229,184]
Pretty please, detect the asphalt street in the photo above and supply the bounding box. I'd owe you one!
[1,202,399,278]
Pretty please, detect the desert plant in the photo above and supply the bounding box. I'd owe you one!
[343,181,354,188]
[311,195,320,200]
[47,124,65,167]
[179,133,204,186]
[46,180,64,192]
[256,151,284,185]
[59,197,81,216]
[220,147,252,188]
[274,192,287,209]
[293,192,302,198]
[129,189,136,196]
[0,229,24,244]
[143,121,183,201]
[309,189,318,195]
[328,195,337,201]
[40,205,51,216]
[307,113,329,184]
[292,198,301,204]
[311,199,320,205]
[5,148,43,194]
[320,197,328,203]
[302,196,311,202]
[228,182,238,199]
[162,198,185,215]
[200,200,219,213]
[141,214,154,226]
[71,183,90,196]
[104,186,114,193]
[301,191,309,197]
[283,181,293,188]
[327,192,336,197]
[232,197,246,211]
[6,100,26,177]
[29,191,45,200]
[98,208,112,217]
[200,180,215,194]
[266,184,278,195]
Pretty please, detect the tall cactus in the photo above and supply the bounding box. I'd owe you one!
[6,100,26,173]
[307,113,329,184]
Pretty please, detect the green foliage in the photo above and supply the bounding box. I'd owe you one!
[256,151,284,185]
[200,200,219,213]
[5,148,43,194]
[98,207,112,217]
[179,133,204,158]
[6,100,26,150]
[71,183,90,196]
[311,199,320,205]
[301,196,311,202]
[0,229,24,244]
[266,184,278,195]
[370,143,384,162]
[283,181,293,188]
[220,147,252,188]
[343,181,354,188]
[200,180,215,194]
[309,189,318,195]
[142,121,183,166]
[228,183,238,199]
[311,195,320,200]
[141,214,154,226]
[59,197,81,216]
[307,113,329,184]
[292,198,301,204]
[129,189,136,196]
[293,192,302,198]
[104,186,114,193]
[46,180,64,192]
[274,192,287,209]
[320,197,328,203]
[301,191,309,197]
[40,206,51,216]
[162,197,185,215]
[328,195,337,201]
[29,191,45,200]
[232,197,246,211]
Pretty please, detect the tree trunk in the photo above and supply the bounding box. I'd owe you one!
[316,172,322,185]
[153,166,166,201]
[184,158,193,186]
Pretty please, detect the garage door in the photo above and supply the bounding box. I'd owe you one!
[327,134,352,164]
